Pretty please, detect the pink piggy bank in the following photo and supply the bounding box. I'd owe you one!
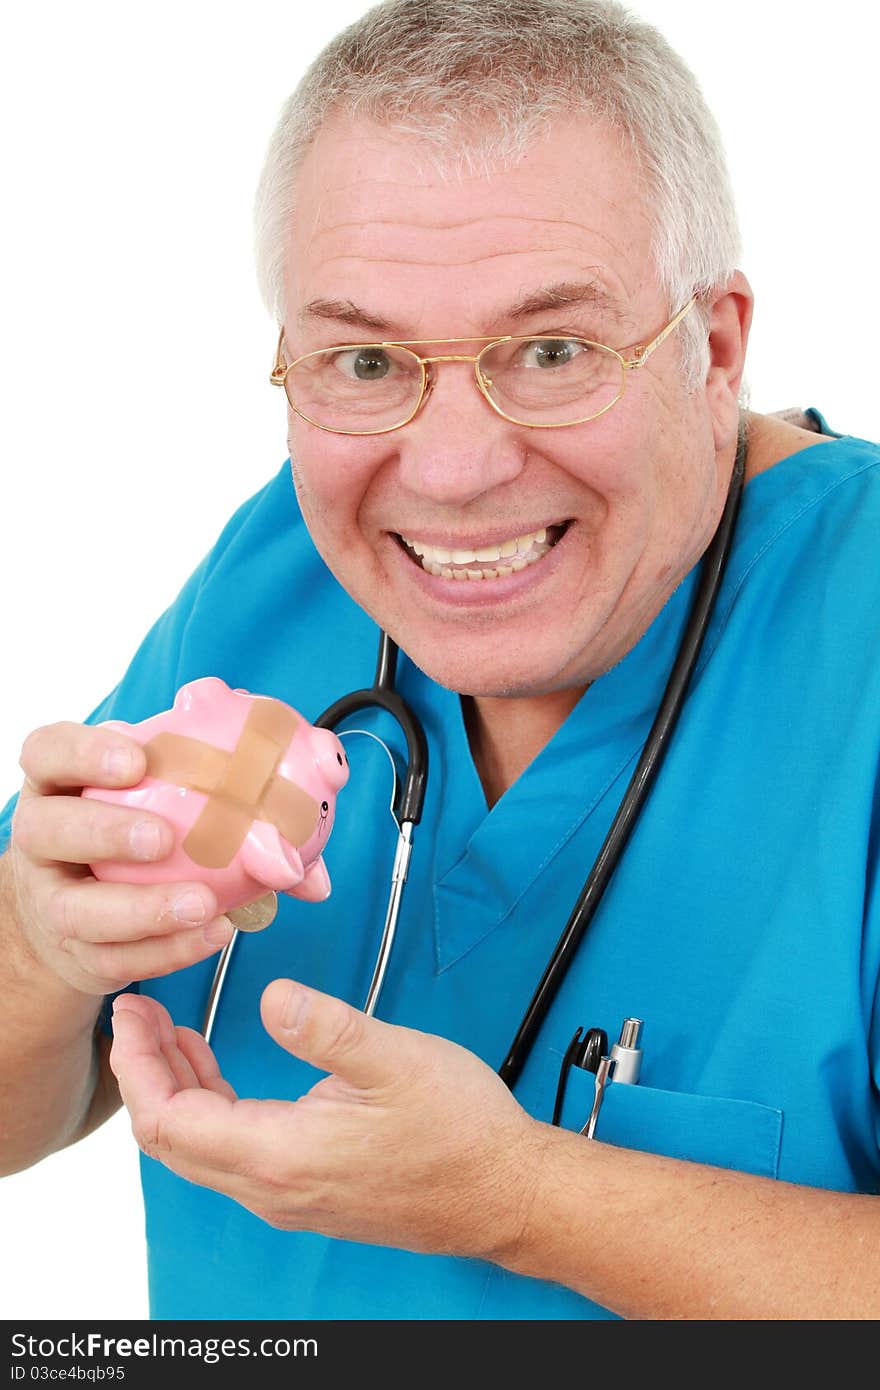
[82,676,349,913]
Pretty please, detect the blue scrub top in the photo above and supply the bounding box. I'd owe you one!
[3,421,880,1320]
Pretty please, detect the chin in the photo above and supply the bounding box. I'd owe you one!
[398,636,567,700]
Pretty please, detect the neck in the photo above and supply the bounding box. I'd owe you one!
[462,687,587,807]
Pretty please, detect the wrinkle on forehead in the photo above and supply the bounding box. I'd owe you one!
[287,115,655,332]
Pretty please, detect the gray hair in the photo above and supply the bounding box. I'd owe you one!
[253,0,741,390]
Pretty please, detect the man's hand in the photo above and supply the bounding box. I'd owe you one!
[109,983,546,1259]
[9,721,234,995]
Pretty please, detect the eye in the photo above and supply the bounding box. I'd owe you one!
[333,347,395,381]
[321,801,329,814]
[517,338,587,369]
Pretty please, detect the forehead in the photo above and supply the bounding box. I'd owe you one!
[285,113,657,336]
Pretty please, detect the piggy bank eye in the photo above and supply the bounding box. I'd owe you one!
[321,800,329,814]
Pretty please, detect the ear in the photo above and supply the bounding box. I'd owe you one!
[703,271,754,453]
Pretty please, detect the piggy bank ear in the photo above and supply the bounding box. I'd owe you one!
[173,676,231,712]
[310,729,350,791]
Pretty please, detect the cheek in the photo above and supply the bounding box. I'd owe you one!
[554,413,650,513]
[287,418,374,530]
[287,418,394,592]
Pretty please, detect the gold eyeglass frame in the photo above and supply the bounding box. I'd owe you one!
[270,296,696,436]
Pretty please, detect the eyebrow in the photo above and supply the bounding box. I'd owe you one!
[298,279,628,338]
[298,298,397,335]
[506,280,628,327]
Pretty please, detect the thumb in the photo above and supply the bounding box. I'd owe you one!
[260,978,400,1088]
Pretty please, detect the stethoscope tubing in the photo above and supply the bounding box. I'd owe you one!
[498,430,747,1087]
[314,634,428,826]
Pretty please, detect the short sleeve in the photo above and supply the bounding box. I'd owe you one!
[867,775,880,1158]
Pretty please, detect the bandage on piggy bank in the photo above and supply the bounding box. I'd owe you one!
[82,676,349,913]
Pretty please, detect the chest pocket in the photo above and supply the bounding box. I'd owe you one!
[555,1059,783,1180]
[476,1056,783,1320]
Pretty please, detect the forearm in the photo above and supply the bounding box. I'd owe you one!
[0,851,110,1175]
[499,1121,880,1319]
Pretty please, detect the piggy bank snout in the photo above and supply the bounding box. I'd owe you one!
[309,729,350,792]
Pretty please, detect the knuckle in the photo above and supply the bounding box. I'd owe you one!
[165,928,205,966]
[324,1001,364,1058]
[10,798,39,854]
[79,798,125,856]
[18,725,48,775]
[146,889,176,934]
[42,884,74,942]
[88,941,121,982]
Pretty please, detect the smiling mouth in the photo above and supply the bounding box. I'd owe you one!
[396,523,570,580]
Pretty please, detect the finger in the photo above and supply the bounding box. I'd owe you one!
[112,1001,244,1157]
[174,1027,239,1100]
[11,794,174,867]
[18,722,147,798]
[40,870,219,943]
[155,1008,202,1092]
[261,978,405,1089]
[62,916,235,989]
[111,995,211,1095]
[110,998,181,1149]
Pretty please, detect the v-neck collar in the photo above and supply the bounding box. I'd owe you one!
[428,563,702,970]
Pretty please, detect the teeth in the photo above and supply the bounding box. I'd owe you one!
[399,526,558,576]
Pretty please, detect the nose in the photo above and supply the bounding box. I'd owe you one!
[394,360,526,506]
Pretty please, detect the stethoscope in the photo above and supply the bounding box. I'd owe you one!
[203,429,747,1092]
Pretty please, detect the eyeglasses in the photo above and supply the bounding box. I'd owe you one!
[270,296,696,436]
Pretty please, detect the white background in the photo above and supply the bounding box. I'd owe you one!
[1,0,877,1322]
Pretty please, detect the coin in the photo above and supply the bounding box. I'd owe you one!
[225,891,278,933]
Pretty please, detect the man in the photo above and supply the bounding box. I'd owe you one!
[1,0,878,1319]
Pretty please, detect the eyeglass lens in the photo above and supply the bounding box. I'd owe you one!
[285,338,624,431]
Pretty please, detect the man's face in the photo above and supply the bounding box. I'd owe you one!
[283,114,732,697]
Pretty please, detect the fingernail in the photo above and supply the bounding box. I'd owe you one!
[130,820,162,859]
[279,984,308,1032]
[173,891,208,924]
[103,747,133,780]
[204,918,235,947]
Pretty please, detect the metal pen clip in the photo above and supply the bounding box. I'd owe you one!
[580,1055,616,1139]
[551,1026,609,1126]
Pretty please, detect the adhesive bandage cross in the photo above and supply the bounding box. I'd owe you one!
[143,697,321,869]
